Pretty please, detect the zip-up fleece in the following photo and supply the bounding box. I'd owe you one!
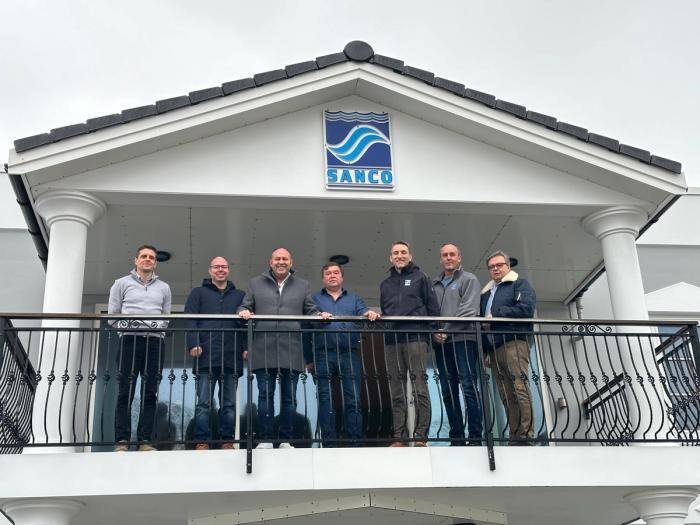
[108,269,172,336]
[433,267,481,342]
[379,262,440,343]
[184,279,246,373]
[479,270,536,351]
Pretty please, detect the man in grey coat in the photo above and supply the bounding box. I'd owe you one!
[238,248,331,448]
[432,243,483,445]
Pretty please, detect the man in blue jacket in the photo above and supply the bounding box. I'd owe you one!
[185,256,246,450]
[479,250,537,444]
[307,263,379,447]
[380,241,440,446]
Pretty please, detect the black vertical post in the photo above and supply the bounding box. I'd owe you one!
[475,321,496,471]
[246,318,254,474]
[0,317,6,370]
[689,323,700,373]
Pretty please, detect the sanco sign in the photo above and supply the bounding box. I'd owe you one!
[323,110,395,190]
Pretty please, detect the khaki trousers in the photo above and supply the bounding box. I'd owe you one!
[492,339,533,441]
[385,341,431,440]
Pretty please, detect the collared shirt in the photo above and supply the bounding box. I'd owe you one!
[277,272,291,294]
[485,283,499,317]
[310,288,369,352]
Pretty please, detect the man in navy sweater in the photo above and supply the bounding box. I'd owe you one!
[379,241,440,446]
[185,256,246,450]
[307,263,379,447]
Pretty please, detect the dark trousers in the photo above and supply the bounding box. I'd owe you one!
[254,368,300,441]
[115,335,164,442]
[314,348,363,446]
[434,340,483,443]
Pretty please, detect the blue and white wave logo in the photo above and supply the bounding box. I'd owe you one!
[324,111,395,190]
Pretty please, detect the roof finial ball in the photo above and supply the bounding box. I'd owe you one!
[343,41,374,62]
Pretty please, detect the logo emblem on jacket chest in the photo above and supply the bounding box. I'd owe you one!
[404,279,411,286]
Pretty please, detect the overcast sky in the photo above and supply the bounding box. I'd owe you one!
[1,0,698,224]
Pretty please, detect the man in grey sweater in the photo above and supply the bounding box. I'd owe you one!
[108,244,172,451]
[432,243,483,445]
[238,248,330,448]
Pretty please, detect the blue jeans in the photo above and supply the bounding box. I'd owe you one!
[314,348,363,446]
[254,368,299,441]
[434,340,483,442]
[194,370,239,441]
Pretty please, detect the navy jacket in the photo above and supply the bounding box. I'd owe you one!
[479,271,536,351]
[379,262,440,343]
[185,279,246,373]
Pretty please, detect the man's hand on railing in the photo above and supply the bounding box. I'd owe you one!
[432,331,447,343]
[242,351,248,361]
[319,311,333,320]
[363,310,380,322]
[238,309,253,320]
[189,346,203,357]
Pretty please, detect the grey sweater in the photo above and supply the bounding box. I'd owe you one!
[108,269,172,336]
[433,267,481,342]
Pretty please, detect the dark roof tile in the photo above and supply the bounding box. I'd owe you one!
[403,65,434,85]
[316,52,348,69]
[156,96,191,114]
[9,40,681,174]
[189,87,223,104]
[495,99,527,119]
[49,123,89,142]
[86,113,123,132]
[253,69,287,86]
[285,60,318,78]
[370,54,404,72]
[433,77,465,96]
[557,121,588,141]
[651,155,682,174]
[221,78,255,95]
[587,133,619,152]
[121,105,157,123]
[619,144,651,163]
[464,88,496,107]
[14,133,51,153]
[343,40,374,61]
[526,111,557,130]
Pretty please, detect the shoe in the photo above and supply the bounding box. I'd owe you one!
[256,442,273,449]
[138,443,157,451]
[114,441,128,452]
[467,439,482,446]
[278,442,294,449]
[414,441,428,447]
[389,442,405,447]
[221,443,235,450]
[195,443,210,451]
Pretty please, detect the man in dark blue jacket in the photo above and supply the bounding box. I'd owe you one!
[379,241,440,446]
[307,263,379,447]
[185,256,246,450]
[479,250,537,444]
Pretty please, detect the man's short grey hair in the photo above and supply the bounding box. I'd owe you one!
[486,250,510,267]
[440,243,461,255]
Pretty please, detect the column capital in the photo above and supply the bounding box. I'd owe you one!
[624,488,699,525]
[2,498,85,525]
[582,205,648,241]
[35,190,106,229]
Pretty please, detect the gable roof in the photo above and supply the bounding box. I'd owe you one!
[12,40,681,174]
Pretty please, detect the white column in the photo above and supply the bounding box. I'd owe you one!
[625,488,699,525]
[582,205,670,441]
[30,190,106,451]
[582,205,649,321]
[2,499,84,525]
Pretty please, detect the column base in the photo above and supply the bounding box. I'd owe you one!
[625,488,699,525]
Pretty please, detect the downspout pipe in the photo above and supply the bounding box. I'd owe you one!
[4,164,48,270]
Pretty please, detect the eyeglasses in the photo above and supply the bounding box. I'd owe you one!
[209,265,229,270]
[487,262,508,271]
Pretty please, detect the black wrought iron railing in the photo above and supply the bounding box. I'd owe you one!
[0,314,698,471]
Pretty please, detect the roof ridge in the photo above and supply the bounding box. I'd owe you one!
[12,40,681,174]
